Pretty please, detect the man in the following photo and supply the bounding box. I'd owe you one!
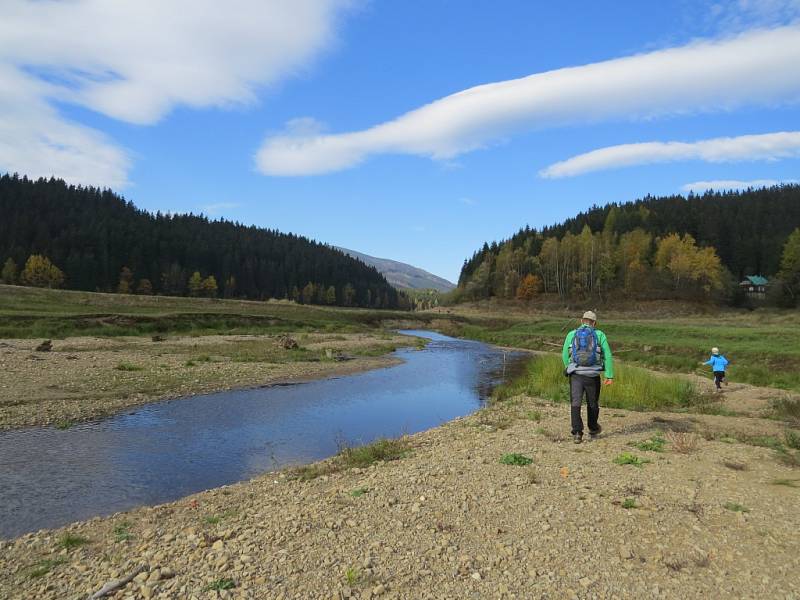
[561,310,614,443]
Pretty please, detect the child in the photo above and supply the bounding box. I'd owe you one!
[704,347,729,392]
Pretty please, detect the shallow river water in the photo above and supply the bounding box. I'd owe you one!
[0,331,526,538]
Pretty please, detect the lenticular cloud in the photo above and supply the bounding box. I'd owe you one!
[256,25,800,176]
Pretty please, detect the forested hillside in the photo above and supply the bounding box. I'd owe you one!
[456,185,800,304]
[0,174,402,308]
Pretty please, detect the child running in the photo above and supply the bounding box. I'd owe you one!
[704,347,729,392]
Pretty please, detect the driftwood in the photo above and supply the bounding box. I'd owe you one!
[87,564,147,599]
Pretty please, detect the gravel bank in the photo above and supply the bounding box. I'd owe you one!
[2,393,798,599]
[0,332,408,430]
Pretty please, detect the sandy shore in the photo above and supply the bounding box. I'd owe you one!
[2,387,798,599]
[0,332,411,430]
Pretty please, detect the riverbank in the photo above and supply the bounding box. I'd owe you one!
[2,384,798,599]
[0,331,412,430]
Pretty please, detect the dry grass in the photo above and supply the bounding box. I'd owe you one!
[722,460,747,471]
[666,431,700,453]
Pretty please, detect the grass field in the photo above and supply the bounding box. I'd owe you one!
[437,305,800,392]
[0,284,443,339]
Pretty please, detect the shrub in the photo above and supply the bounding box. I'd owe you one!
[500,453,533,466]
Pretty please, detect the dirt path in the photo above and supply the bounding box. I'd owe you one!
[0,332,411,430]
[2,390,798,599]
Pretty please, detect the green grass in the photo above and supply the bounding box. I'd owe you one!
[723,501,750,513]
[54,419,74,430]
[57,533,90,550]
[0,284,440,339]
[632,435,666,452]
[771,478,800,487]
[344,567,361,586]
[114,362,143,372]
[613,452,650,467]
[113,521,133,542]
[350,487,369,498]
[445,310,800,392]
[203,578,236,591]
[621,498,638,509]
[784,430,800,450]
[771,398,800,425]
[523,410,542,421]
[338,437,409,468]
[27,557,67,579]
[498,355,699,411]
[499,453,533,466]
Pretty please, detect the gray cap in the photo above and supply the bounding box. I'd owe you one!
[582,310,597,321]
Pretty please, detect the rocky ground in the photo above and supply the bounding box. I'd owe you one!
[2,386,798,599]
[0,332,409,430]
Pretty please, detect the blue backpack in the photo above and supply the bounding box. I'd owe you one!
[572,327,599,367]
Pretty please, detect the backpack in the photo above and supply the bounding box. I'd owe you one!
[572,327,599,367]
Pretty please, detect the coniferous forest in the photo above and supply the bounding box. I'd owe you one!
[456,185,800,305]
[0,174,403,308]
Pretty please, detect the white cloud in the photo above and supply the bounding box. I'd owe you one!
[458,197,477,206]
[706,0,800,31]
[201,202,241,216]
[0,0,352,188]
[539,131,800,178]
[681,179,797,193]
[256,24,800,176]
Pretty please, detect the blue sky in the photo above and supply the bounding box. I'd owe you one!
[2,1,800,282]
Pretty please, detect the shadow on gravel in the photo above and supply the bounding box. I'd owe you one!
[608,416,697,438]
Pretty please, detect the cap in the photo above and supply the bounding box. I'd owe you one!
[582,310,597,321]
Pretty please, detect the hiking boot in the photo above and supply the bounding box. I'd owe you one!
[589,425,603,440]
[573,433,583,444]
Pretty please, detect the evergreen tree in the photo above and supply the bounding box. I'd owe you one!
[1,258,17,284]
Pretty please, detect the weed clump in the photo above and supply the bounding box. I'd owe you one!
[723,501,749,513]
[613,452,650,467]
[114,362,143,372]
[58,533,90,551]
[621,498,637,509]
[500,453,533,466]
[203,578,235,591]
[631,435,666,452]
[665,431,699,453]
[338,437,409,468]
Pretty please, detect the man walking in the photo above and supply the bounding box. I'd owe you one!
[562,310,614,443]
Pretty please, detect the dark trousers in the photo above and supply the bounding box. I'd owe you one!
[570,374,601,435]
[714,371,725,389]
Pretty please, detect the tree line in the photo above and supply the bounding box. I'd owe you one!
[456,185,800,306]
[0,174,404,309]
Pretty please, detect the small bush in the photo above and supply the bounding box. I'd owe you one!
[621,498,637,509]
[113,521,132,542]
[723,501,749,513]
[613,452,649,467]
[785,430,800,450]
[665,431,699,453]
[632,435,666,452]
[58,533,90,550]
[500,453,533,466]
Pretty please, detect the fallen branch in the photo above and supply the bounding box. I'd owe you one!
[87,564,148,599]
[540,341,562,348]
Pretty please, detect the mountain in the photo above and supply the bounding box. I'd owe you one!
[0,174,402,308]
[336,247,455,292]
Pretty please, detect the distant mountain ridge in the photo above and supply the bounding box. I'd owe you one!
[336,247,455,292]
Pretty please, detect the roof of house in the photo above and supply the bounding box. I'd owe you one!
[744,275,769,286]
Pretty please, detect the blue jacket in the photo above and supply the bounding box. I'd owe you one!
[705,355,729,372]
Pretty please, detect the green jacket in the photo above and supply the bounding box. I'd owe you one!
[562,325,614,379]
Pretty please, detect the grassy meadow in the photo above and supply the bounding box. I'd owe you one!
[437,306,800,392]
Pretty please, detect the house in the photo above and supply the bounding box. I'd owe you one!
[739,275,769,299]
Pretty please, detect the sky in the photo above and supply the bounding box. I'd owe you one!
[1,1,800,283]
